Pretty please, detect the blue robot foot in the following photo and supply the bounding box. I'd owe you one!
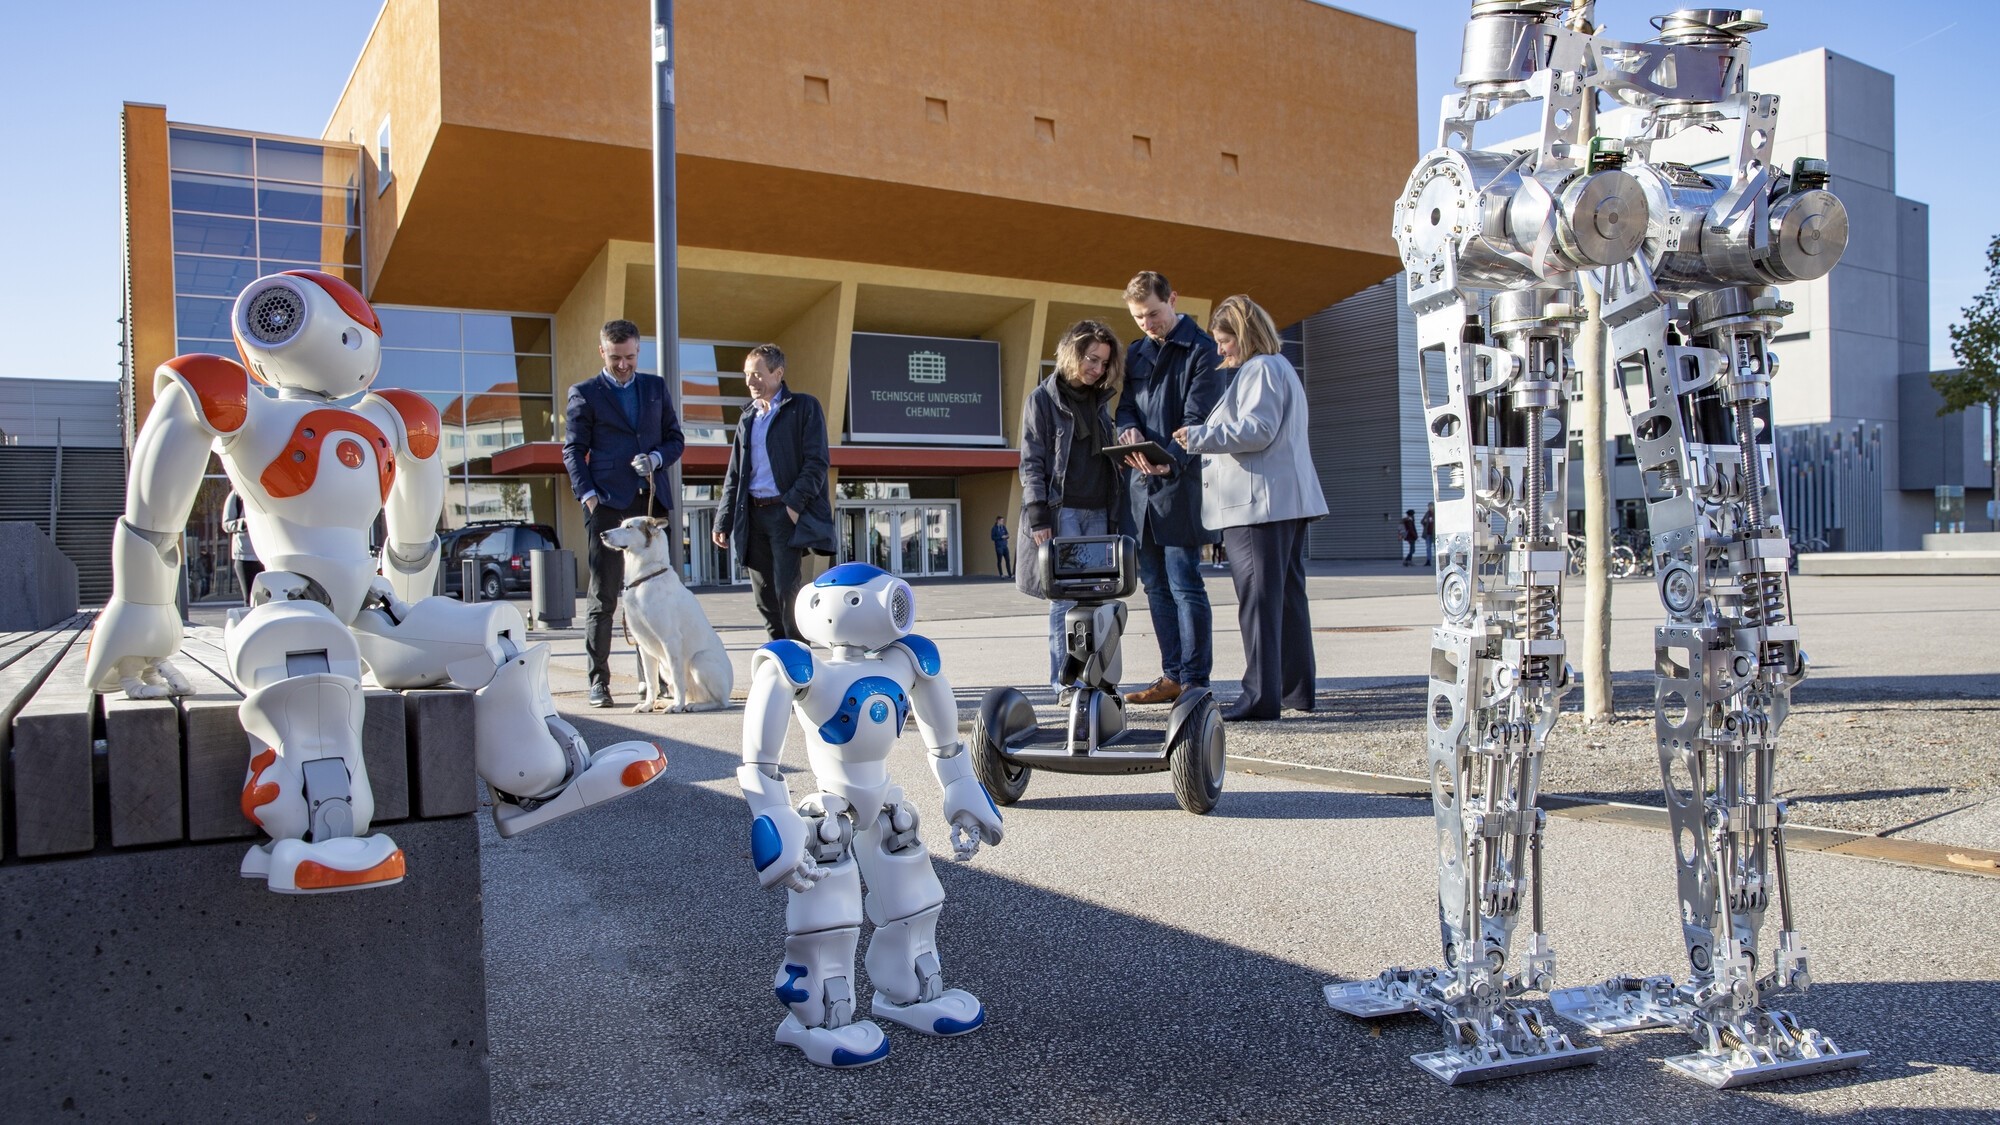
[775,1014,890,1068]
[873,988,986,1037]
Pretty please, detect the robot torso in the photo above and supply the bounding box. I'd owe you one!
[789,647,918,825]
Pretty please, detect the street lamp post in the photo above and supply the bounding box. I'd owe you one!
[651,0,684,572]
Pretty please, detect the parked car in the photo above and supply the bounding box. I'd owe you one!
[438,521,560,600]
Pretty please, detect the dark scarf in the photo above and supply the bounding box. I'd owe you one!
[1058,377,1104,449]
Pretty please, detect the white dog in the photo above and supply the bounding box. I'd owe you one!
[600,517,735,713]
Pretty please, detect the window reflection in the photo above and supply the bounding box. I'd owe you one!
[175,296,235,341]
[173,212,256,257]
[169,130,252,175]
[171,172,254,216]
[175,255,260,297]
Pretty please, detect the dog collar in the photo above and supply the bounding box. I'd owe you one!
[624,567,673,591]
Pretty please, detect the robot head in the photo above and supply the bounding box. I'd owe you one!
[232,270,382,396]
[794,564,914,651]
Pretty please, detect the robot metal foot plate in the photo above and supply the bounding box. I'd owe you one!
[1324,969,1428,1018]
[241,836,406,894]
[1413,1040,1604,1086]
[776,1014,890,1069]
[873,988,986,1037]
[1549,978,1682,1035]
[491,740,667,839]
[1665,1045,1868,1089]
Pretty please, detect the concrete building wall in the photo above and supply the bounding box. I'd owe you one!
[0,378,124,449]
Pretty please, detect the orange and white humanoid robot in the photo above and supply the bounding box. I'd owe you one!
[85,270,667,893]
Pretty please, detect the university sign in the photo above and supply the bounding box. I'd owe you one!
[845,332,1006,446]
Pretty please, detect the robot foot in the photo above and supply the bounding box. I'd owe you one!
[873,988,986,1037]
[1549,975,1682,1035]
[240,836,406,894]
[775,1014,890,1069]
[490,740,667,839]
[1664,1008,1867,1089]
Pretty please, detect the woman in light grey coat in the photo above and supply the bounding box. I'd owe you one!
[1173,295,1328,721]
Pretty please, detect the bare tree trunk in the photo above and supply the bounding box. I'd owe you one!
[1579,280,1615,721]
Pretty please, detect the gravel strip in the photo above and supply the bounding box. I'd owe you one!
[1215,674,2000,846]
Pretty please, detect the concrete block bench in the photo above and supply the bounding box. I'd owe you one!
[1,615,491,1124]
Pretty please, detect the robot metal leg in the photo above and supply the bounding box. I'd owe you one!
[1328,289,1598,1084]
[227,597,403,893]
[856,791,985,1037]
[1552,284,1864,1086]
[773,796,888,1069]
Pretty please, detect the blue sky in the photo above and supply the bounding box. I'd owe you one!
[2,1,1992,383]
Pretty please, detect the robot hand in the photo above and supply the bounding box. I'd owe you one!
[932,745,1003,861]
[84,598,193,699]
[365,576,414,620]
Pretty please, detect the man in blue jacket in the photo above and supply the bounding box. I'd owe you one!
[562,319,686,707]
[1116,271,1224,704]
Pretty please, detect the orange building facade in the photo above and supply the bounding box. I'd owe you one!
[121,0,1412,584]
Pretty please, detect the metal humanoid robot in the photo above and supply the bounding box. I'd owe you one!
[1540,7,1866,1088]
[737,563,1005,1069]
[84,270,667,893]
[1324,0,1651,1084]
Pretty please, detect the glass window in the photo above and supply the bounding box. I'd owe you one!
[462,314,552,354]
[256,139,334,184]
[171,171,254,216]
[465,352,552,398]
[377,308,461,351]
[169,129,253,175]
[175,296,236,341]
[376,349,461,393]
[173,212,256,257]
[175,254,260,298]
[262,261,363,287]
[258,220,336,263]
[177,337,234,358]
[258,182,358,226]
[376,117,393,192]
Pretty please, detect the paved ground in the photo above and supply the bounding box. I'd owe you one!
[440,563,2000,1122]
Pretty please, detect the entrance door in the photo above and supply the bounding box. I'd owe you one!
[840,503,959,577]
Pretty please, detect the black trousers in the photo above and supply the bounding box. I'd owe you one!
[584,500,649,689]
[235,559,264,602]
[744,502,804,641]
[1223,518,1316,718]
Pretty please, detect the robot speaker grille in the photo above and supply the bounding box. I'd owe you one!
[889,587,912,631]
[243,285,306,345]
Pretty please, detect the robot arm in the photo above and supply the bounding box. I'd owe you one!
[85,357,245,697]
[737,643,827,892]
[891,636,1003,860]
[361,389,445,602]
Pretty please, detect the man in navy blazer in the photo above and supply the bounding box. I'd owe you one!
[562,319,686,707]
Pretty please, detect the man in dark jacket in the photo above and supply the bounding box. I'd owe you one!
[1116,271,1224,704]
[712,343,834,640]
[563,319,686,707]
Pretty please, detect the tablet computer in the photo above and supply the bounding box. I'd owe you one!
[1100,440,1175,468]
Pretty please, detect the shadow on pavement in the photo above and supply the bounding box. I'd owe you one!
[1010,786,1431,821]
[480,711,1951,1123]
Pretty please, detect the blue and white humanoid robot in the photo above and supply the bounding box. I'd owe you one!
[737,563,1005,1068]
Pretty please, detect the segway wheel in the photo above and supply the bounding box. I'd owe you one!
[1168,693,1225,814]
[971,687,1037,805]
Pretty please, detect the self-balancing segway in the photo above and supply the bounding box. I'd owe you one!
[970,534,1225,814]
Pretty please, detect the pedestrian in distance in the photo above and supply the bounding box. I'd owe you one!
[1173,294,1327,723]
[1018,319,1125,695]
[1115,271,1224,705]
[562,318,687,708]
[222,489,261,600]
[992,515,1012,577]
[712,343,836,641]
[1401,509,1419,566]
[1422,501,1436,565]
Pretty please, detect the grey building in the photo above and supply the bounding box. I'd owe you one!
[0,378,123,449]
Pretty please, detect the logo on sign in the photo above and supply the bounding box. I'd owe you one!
[908,351,947,384]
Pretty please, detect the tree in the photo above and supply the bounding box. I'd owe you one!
[1934,232,2000,525]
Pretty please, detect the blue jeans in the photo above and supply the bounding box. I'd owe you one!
[1135,537,1212,687]
[1047,506,1110,686]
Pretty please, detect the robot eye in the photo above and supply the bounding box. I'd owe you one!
[847,593,861,606]
[340,330,361,351]
[810,593,821,608]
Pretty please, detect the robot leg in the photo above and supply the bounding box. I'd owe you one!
[227,597,403,893]
[772,795,889,1069]
[854,787,985,1037]
[350,594,667,838]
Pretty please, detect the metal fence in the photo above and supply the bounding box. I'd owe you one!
[1778,422,1883,551]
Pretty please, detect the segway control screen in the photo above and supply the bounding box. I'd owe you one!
[1043,535,1137,601]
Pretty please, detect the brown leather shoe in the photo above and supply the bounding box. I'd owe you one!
[1126,676,1183,705]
